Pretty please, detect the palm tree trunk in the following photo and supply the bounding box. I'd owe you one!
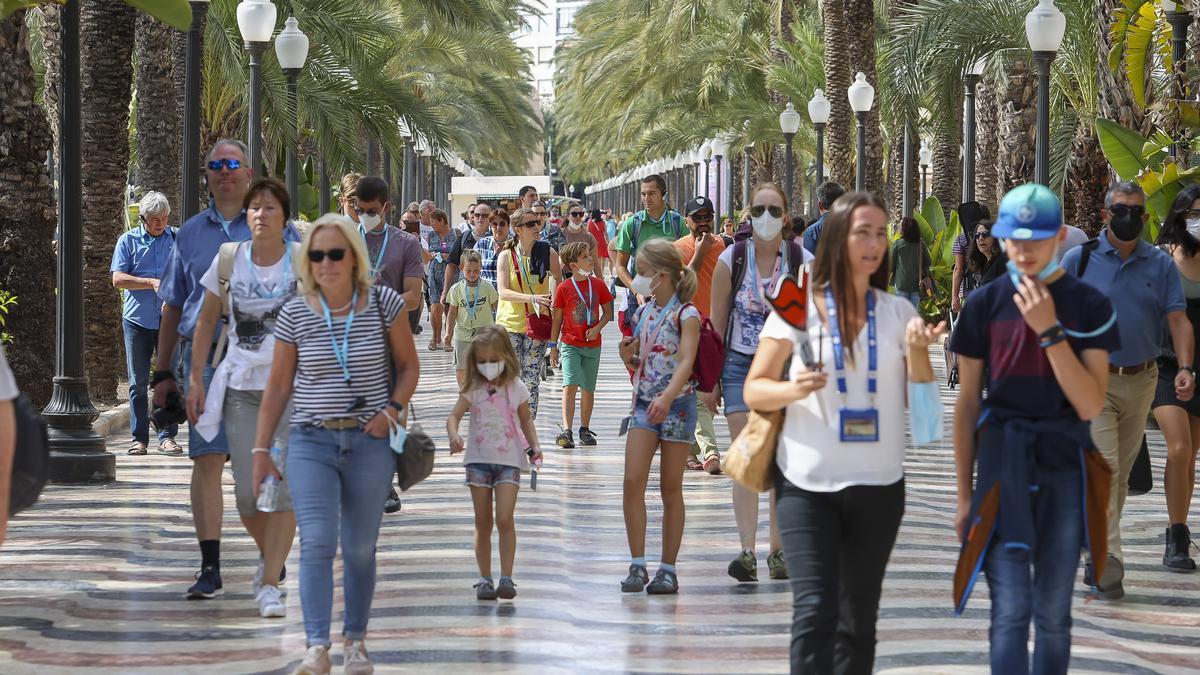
[1063,125,1109,236]
[81,0,136,403]
[0,10,59,405]
[135,13,181,225]
[821,0,853,187]
[976,72,1000,208]
[932,86,963,211]
[38,4,60,169]
[997,56,1036,194]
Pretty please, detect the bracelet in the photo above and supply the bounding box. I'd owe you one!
[386,400,405,413]
[151,370,176,386]
[1038,324,1067,349]
[547,342,558,349]
[252,447,270,455]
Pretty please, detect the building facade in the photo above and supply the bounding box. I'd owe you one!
[512,0,584,104]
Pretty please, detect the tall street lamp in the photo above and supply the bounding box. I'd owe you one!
[1165,0,1193,161]
[182,0,210,220]
[275,15,308,219]
[963,58,986,202]
[742,120,753,210]
[702,140,713,198]
[919,140,932,203]
[779,101,802,200]
[847,72,875,192]
[45,0,113,482]
[713,136,728,216]
[902,123,914,217]
[1026,0,1066,186]
[237,0,276,175]
[811,88,830,210]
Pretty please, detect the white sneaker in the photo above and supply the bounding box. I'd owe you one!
[342,640,374,675]
[291,645,330,675]
[252,557,265,597]
[256,584,286,618]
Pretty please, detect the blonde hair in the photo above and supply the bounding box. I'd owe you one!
[339,173,361,206]
[461,250,482,266]
[558,241,590,272]
[297,214,373,298]
[636,238,697,303]
[461,326,521,393]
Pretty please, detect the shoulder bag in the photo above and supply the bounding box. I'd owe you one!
[509,246,552,341]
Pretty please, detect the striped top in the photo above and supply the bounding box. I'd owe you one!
[273,285,406,425]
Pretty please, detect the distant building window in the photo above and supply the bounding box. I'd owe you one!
[538,46,554,64]
[556,6,576,35]
[538,80,554,96]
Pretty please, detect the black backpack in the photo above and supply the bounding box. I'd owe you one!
[10,393,50,514]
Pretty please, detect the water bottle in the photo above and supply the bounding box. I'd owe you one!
[256,447,284,512]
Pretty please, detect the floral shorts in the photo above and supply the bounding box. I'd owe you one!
[629,392,698,444]
[465,462,521,489]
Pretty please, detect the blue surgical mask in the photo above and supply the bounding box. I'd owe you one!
[1006,257,1061,289]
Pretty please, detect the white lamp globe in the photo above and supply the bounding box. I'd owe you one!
[779,102,802,135]
[274,16,309,69]
[237,0,277,44]
[807,90,831,125]
[919,140,933,167]
[1025,0,1066,53]
[847,72,875,113]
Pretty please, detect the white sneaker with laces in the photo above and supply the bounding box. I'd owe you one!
[291,645,330,675]
[343,639,374,675]
[252,557,265,597]
[256,584,286,618]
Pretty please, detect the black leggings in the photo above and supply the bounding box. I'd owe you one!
[775,474,905,675]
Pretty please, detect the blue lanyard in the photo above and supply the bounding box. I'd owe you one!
[359,224,389,280]
[319,290,358,384]
[747,240,788,310]
[634,296,679,341]
[242,241,292,298]
[571,277,594,325]
[824,286,876,406]
[216,213,233,239]
[464,282,480,322]
[514,247,539,294]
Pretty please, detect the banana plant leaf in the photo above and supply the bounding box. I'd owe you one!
[1096,118,1150,182]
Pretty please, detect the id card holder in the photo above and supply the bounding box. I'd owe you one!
[619,415,632,436]
[839,408,879,443]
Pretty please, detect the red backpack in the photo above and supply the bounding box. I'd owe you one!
[677,303,725,393]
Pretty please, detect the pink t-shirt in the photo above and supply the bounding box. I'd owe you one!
[465,379,531,469]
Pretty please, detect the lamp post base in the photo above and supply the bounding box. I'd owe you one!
[43,376,113,483]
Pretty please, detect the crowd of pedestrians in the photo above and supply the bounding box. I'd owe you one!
[0,136,1173,675]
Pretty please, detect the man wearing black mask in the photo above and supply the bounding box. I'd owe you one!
[1063,181,1194,600]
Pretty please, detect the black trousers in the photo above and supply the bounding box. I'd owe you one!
[775,474,905,675]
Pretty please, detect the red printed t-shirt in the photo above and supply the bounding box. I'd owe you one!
[553,275,614,348]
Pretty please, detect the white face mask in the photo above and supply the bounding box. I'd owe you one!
[359,213,382,231]
[751,211,785,240]
[477,361,504,381]
[1187,218,1200,241]
[630,273,658,297]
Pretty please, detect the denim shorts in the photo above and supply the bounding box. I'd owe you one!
[721,350,755,415]
[630,392,698,443]
[465,462,521,488]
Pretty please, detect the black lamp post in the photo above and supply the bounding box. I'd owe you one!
[44,0,113,482]
[713,137,728,216]
[275,16,308,219]
[182,0,209,220]
[237,0,276,176]
[847,72,875,192]
[702,141,713,198]
[1166,1,1193,162]
[919,140,932,203]
[902,123,914,217]
[780,102,801,200]
[963,58,985,202]
[742,120,753,211]
[807,90,830,198]
[1026,0,1065,186]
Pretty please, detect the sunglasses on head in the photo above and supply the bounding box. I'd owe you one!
[690,212,715,223]
[207,158,242,171]
[307,248,347,263]
[750,204,785,218]
[1109,204,1145,217]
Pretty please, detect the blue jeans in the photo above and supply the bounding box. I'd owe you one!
[894,290,920,310]
[984,467,1082,675]
[287,424,395,647]
[180,339,228,458]
[122,319,177,445]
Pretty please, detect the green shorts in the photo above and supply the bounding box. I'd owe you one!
[453,337,473,369]
[561,344,601,392]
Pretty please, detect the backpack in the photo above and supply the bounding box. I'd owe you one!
[625,209,683,277]
[212,241,301,363]
[726,238,807,346]
[10,393,50,514]
[668,302,725,393]
[1072,238,1102,278]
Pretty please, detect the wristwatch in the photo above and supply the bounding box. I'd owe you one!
[1181,365,1196,377]
[386,400,405,414]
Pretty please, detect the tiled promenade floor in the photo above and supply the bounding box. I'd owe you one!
[2,320,1200,673]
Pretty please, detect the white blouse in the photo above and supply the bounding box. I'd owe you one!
[759,288,916,492]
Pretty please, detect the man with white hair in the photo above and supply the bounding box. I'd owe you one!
[418,199,436,243]
[111,191,181,456]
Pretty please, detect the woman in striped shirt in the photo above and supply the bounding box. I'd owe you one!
[254,214,419,675]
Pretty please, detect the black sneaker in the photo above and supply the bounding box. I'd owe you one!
[1083,555,1125,600]
[474,579,498,600]
[727,550,758,582]
[384,487,402,514]
[187,564,223,599]
[578,427,597,446]
[556,429,575,449]
[1164,524,1197,572]
[620,564,649,593]
[497,577,517,599]
[646,569,679,595]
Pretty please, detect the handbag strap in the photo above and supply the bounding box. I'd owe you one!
[509,246,541,322]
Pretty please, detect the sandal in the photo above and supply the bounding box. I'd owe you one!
[443,342,455,353]
[685,457,704,471]
[428,339,441,351]
[128,441,148,455]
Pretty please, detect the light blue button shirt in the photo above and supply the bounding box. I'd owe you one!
[110,226,177,329]
[1062,231,1185,367]
[158,205,299,340]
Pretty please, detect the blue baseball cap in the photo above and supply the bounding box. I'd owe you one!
[993,183,1062,241]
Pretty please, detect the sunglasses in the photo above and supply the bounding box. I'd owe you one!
[570,211,585,217]
[307,248,347,263]
[750,204,785,218]
[974,231,992,240]
[401,220,420,227]
[491,220,509,227]
[207,158,242,171]
[690,212,715,223]
[354,206,383,217]
[1108,204,1145,217]
[1185,209,1200,220]
[518,219,540,228]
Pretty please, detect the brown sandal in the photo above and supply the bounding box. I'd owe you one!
[128,441,148,455]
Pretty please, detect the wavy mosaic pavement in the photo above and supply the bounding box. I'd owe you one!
[2,321,1199,673]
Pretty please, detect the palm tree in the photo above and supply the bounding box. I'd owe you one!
[134,12,181,225]
[0,9,58,405]
[931,86,962,210]
[976,71,1000,206]
[80,0,137,402]
[820,0,853,187]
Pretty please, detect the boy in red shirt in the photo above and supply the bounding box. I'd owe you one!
[550,242,614,449]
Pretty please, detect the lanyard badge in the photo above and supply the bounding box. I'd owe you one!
[825,286,879,443]
[360,225,389,280]
[464,282,481,322]
[620,297,679,436]
[319,289,358,391]
[571,277,594,326]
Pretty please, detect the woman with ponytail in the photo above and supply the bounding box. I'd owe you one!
[616,238,701,596]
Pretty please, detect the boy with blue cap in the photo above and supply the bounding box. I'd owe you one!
[950,184,1119,674]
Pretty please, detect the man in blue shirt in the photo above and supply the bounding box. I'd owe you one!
[151,139,284,600]
[1062,181,1195,600]
[801,181,845,256]
[111,191,181,456]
